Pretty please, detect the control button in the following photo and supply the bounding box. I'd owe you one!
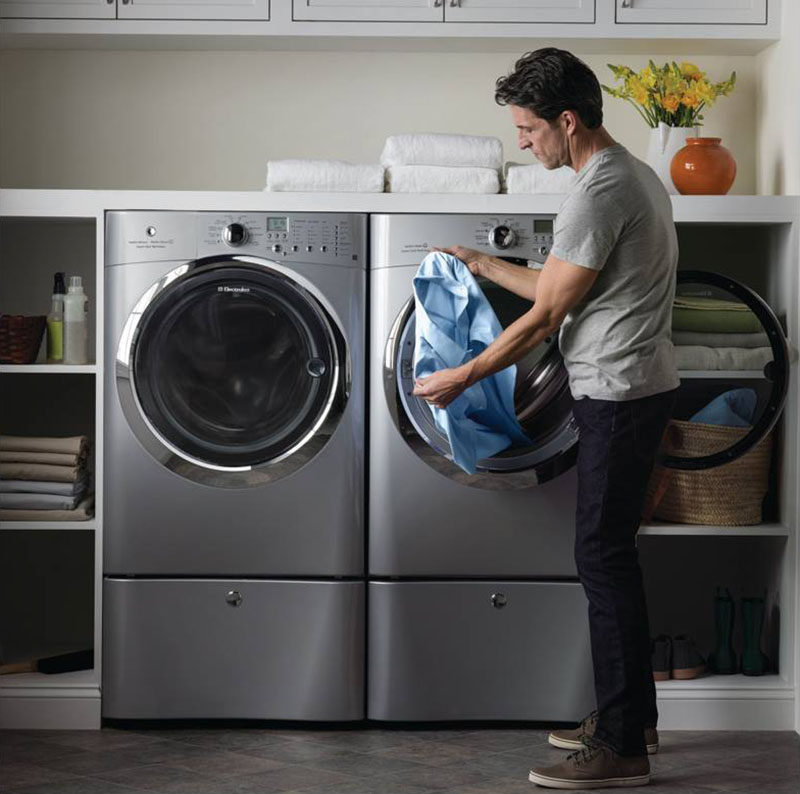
[222,222,248,247]
[488,224,517,250]
[282,233,288,239]
[272,244,282,253]
[267,233,272,239]
[539,246,549,256]
[291,245,298,252]
[320,245,328,253]
[306,245,313,252]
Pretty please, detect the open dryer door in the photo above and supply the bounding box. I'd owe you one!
[386,269,788,490]
[117,255,348,488]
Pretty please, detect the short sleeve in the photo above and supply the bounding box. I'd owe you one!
[551,190,624,272]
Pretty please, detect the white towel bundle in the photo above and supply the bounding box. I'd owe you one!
[265,159,385,193]
[385,165,500,194]
[504,162,576,194]
[673,346,773,371]
[380,133,503,170]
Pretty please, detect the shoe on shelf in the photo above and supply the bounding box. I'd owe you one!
[671,634,707,680]
[548,711,659,755]
[651,634,672,681]
[530,739,650,789]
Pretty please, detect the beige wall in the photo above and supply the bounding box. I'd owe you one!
[756,1,800,195]
[0,49,756,192]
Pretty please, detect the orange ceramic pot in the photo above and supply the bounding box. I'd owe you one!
[670,137,736,195]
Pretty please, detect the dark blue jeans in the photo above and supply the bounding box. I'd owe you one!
[572,388,678,757]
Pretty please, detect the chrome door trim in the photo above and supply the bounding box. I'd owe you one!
[116,255,348,488]
[383,295,578,490]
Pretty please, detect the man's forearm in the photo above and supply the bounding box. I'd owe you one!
[480,256,541,301]
[463,304,557,387]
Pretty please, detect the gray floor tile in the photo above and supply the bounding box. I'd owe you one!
[236,739,356,765]
[140,728,291,752]
[92,762,248,794]
[230,764,356,793]
[371,763,494,791]
[0,761,80,790]
[278,782,436,794]
[367,739,481,767]
[7,778,155,794]
[166,749,287,778]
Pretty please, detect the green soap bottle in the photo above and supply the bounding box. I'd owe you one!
[46,271,66,363]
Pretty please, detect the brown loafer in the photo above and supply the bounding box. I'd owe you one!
[548,711,659,755]
[530,740,650,789]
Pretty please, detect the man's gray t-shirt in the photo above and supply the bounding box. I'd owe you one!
[551,144,680,401]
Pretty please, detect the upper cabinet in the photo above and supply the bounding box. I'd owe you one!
[445,0,594,24]
[292,0,594,23]
[292,0,444,23]
[0,0,116,18]
[0,0,269,19]
[615,0,767,25]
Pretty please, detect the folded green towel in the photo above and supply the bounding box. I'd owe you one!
[672,296,761,333]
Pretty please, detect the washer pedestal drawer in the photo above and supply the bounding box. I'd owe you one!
[103,578,364,720]
[368,580,593,721]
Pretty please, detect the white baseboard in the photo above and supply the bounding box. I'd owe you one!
[0,690,101,729]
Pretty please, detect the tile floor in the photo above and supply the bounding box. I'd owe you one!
[0,725,798,793]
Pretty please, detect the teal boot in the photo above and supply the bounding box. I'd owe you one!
[709,586,737,674]
[741,596,769,676]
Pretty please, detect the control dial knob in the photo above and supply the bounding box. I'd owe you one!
[222,222,248,247]
[488,224,517,250]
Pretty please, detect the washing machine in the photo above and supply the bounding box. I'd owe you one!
[367,213,789,722]
[103,211,366,720]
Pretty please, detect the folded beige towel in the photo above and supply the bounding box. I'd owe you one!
[385,165,500,194]
[0,451,85,466]
[0,435,89,456]
[0,462,84,483]
[0,495,94,522]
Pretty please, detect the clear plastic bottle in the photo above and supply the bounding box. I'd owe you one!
[46,271,66,364]
[63,275,89,365]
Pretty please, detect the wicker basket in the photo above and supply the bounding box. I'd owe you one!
[0,314,46,365]
[644,419,773,526]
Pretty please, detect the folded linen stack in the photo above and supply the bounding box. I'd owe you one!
[503,161,576,194]
[671,296,772,371]
[381,133,502,194]
[265,159,385,192]
[0,435,94,521]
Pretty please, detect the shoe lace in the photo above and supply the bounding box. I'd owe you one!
[581,710,598,732]
[567,738,602,767]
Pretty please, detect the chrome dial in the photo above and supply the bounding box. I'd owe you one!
[222,223,248,247]
[488,225,516,250]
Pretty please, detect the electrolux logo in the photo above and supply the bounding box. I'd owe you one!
[218,286,251,293]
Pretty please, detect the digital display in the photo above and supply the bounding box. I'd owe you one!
[267,217,287,232]
[534,219,553,234]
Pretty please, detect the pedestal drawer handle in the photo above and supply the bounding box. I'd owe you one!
[491,593,507,609]
[226,590,243,607]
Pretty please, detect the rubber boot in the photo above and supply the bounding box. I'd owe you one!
[741,596,768,676]
[710,586,737,674]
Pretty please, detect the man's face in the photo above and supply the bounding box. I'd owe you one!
[510,104,568,170]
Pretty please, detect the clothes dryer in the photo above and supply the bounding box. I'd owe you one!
[103,211,366,720]
[368,213,789,722]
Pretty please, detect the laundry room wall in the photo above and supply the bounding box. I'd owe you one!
[0,48,757,192]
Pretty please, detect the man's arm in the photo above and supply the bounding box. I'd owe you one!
[413,253,599,408]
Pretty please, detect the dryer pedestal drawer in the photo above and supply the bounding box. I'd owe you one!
[368,581,593,721]
[103,578,364,720]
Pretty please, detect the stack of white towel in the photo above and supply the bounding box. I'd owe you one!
[0,435,94,521]
[265,159,385,193]
[382,133,502,194]
[503,161,576,194]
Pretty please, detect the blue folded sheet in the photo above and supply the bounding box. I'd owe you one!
[690,388,757,427]
[413,251,530,474]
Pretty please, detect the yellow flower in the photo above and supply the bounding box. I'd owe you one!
[680,88,701,108]
[641,65,658,89]
[680,61,703,81]
[695,80,715,103]
[662,94,680,113]
[628,76,649,105]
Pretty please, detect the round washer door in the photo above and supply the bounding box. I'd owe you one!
[387,280,578,490]
[116,256,347,488]
[386,270,789,489]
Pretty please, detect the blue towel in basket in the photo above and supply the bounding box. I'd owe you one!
[413,251,529,474]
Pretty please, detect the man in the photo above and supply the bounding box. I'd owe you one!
[414,48,680,789]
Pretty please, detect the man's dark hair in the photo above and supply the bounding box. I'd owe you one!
[495,48,603,130]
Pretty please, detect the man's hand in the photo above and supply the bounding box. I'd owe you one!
[431,245,490,278]
[413,365,472,409]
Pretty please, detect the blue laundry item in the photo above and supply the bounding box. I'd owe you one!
[413,251,530,474]
[690,388,757,428]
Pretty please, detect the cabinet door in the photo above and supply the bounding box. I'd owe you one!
[0,0,115,18]
[445,0,594,23]
[616,0,767,25]
[117,0,268,19]
[293,0,444,22]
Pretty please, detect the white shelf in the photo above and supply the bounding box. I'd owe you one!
[0,364,97,374]
[0,520,96,531]
[639,523,790,537]
[678,370,766,379]
[0,667,97,690]
[657,673,790,695]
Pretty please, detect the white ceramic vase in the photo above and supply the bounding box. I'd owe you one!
[645,122,698,194]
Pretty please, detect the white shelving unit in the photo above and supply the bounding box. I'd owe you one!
[0,190,796,732]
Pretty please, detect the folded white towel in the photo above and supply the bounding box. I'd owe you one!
[674,345,772,371]
[381,134,503,170]
[385,165,500,194]
[504,162,576,194]
[265,159,384,193]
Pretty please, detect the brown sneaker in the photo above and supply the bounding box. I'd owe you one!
[529,740,650,789]
[548,711,659,755]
